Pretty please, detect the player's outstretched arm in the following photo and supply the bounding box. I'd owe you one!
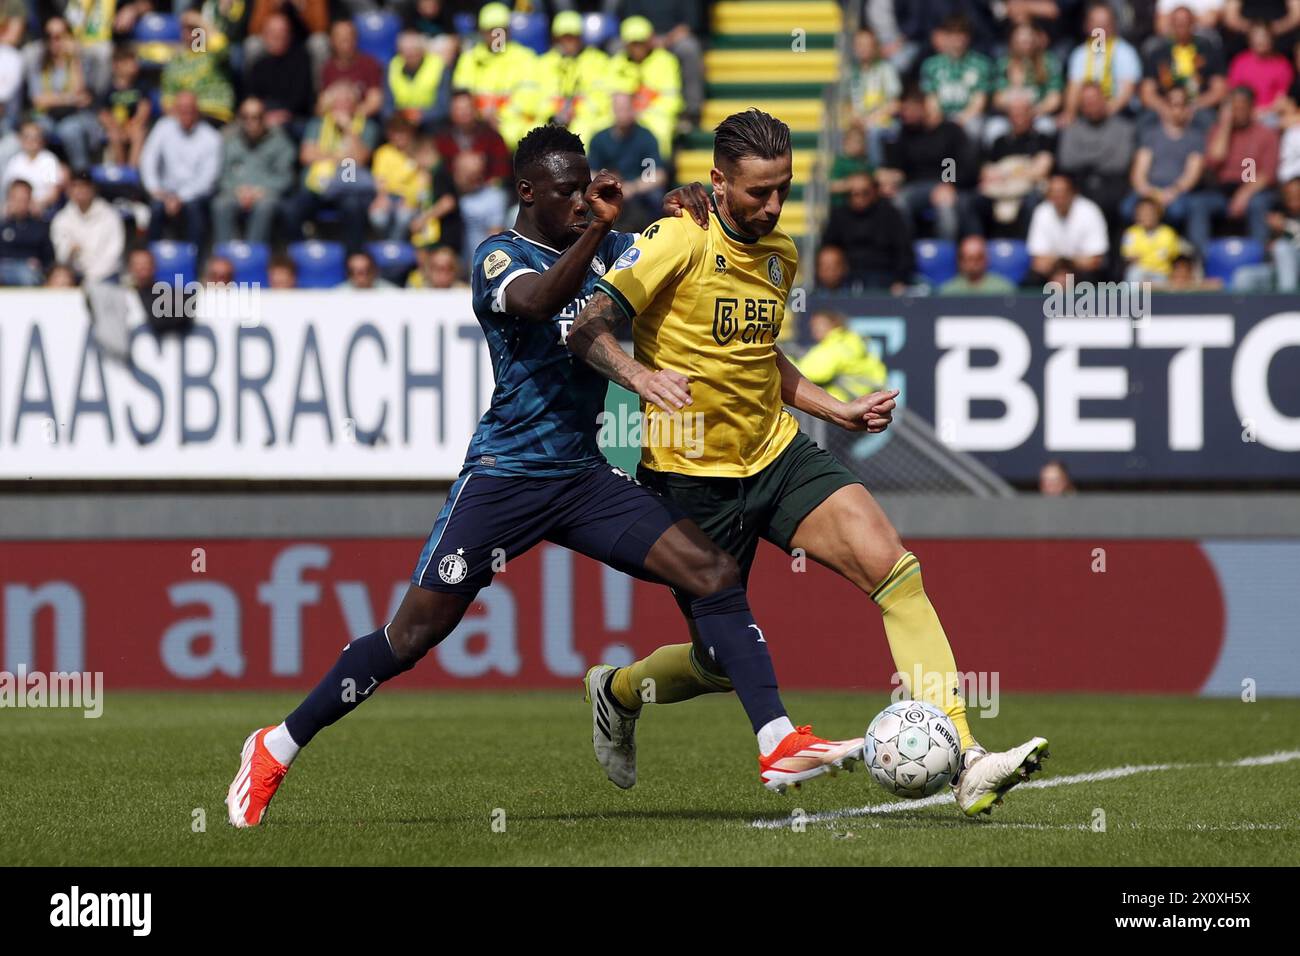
[569,291,692,412]
[503,171,624,323]
[775,348,898,433]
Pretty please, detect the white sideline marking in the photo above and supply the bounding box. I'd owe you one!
[843,820,1291,832]
[750,749,1300,830]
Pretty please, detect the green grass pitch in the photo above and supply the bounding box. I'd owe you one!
[3,691,1298,866]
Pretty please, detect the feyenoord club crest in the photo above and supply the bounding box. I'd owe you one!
[438,550,468,584]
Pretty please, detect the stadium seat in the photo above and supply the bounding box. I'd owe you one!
[288,240,347,288]
[510,13,549,54]
[354,11,400,64]
[987,239,1030,285]
[214,241,270,286]
[91,165,141,188]
[150,240,198,287]
[914,239,957,287]
[453,12,476,35]
[1204,238,1264,285]
[367,240,416,284]
[583,13,618,49]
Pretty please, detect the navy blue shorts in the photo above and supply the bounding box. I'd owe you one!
[411,463,687,596]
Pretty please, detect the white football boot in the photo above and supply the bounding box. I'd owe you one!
[953,737,1050,816]
[583,664,639,789]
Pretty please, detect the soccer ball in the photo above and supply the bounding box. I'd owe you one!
[864,700,962,798]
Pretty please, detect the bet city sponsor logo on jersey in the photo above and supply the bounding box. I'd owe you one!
[712,297,783,346]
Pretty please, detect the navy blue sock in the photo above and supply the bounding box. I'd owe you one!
[690,586,787,733]
[284,628,407,747]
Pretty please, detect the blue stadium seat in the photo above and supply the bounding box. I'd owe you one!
[987,238,1030,285]
[91,164,141,188]
[583,13,618,49]
[1204,238,1264,284]
[354,11,400,64]
[453,12,476,35]
[367,240,416,283]
[132,12,179,42]
[150,241,198,287]
[288,240,347,288]
[214,241,270,286]
[914,239,957,287]
[510,13,549,54]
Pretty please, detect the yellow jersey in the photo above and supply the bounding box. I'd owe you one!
[371,144,429,207]
[594,202,801,478]
[1122,223,1180,275]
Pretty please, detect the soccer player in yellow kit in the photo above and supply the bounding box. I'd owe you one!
[568,109,1048,814]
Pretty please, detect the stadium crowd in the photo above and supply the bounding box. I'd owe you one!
[0,0,701,297]
[826,0,1300,293]
[3,1,1300,300]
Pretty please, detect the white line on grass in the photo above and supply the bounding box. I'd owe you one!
[750,749,1300,830]
[840,821,1292,832]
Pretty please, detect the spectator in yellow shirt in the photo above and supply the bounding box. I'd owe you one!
[370,115,430,240]
[450,2,538,149]
[1122,196,1182,281]
[606,16,681,158]
[536,11,611,147]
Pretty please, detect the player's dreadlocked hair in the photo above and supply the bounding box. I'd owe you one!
[514,124,586,180]
[713,109,791,168]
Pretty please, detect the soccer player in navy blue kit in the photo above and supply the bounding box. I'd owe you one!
[226,126,863,827]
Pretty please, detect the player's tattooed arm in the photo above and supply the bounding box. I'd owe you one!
[775,347,898,433]
[569,292,693,411]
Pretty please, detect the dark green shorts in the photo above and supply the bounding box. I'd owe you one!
[636,430,862,586]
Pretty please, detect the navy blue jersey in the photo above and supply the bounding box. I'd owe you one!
[465,228,637,476]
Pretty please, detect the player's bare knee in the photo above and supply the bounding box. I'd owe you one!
[861,536,908,591]
[386,620,438,668]
[697,548,741,594]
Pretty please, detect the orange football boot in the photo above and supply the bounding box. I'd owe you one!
[226,727,290,827]
[758,725,865,793]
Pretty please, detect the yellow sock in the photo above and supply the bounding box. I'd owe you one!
[871,552,976,750]
[610,643,729,710]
